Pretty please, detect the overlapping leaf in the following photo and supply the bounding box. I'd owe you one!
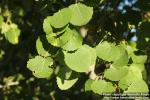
[46,28,83,51]
[104,66,129,81]
[119,66,143,90]
[125,80,149,93]
[91,80,114,94]
[61,29,83,51]
[46,33,60,47]
[46,28,72,47]
[57,66,72,80]
[96,41,128,67]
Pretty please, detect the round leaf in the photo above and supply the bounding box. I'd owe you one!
[125,80,149,93]
[119,66,143,90]
[27,56,53,78]
[104,66,129,81]
[69,3,93,26]
[91,80,114,94]
[64,45,96,72]
[96,41,128,67]
[50,8,71,28]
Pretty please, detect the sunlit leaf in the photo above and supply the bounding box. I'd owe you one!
[36,37,50,57]
[125,80,149,93]
[69,3,93,26]
[56,67,79,90]
[4,23,20,44]
[91,80,114,94]
[0,15,3,29]
[96,41,128,67]
[104,66,129,81]
[85,79,94,91]
[61,29,83,51]
[64,45,96,72]
[119,66,143,90]
[27,56,53,78]
[43,16,53,34]
[50,8,71,28]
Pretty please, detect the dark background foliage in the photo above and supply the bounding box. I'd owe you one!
[0,0,150,99]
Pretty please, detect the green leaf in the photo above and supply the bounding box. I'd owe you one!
[27,56,53,78]
[119,66,143,90]
[125,45,137,57]
[59,28,74,46]
[36,37,50,57]
[130,63,145,72]
[61,29,83,51]
[50,8,71,28]
[131,54,147,64]
[1,23,10,33]
[4,23,20,44]
[91,80,114,94]
[64,45,96,72]
[125,80,149,93]
[56,76,78,90]
[96,41,112,61]
[112,49,128,67]
[96,41,128,67]
[56,68,79,90]
[46,33,60,47]
[46,28,82,50]
[85,79,94,91]
[104,66,129,81]
[43,16,53,34]
[0,15,3,29]
[69,3,93,26]
[55,25,69,34]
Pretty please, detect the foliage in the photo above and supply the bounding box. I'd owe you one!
[0,0,150,99]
